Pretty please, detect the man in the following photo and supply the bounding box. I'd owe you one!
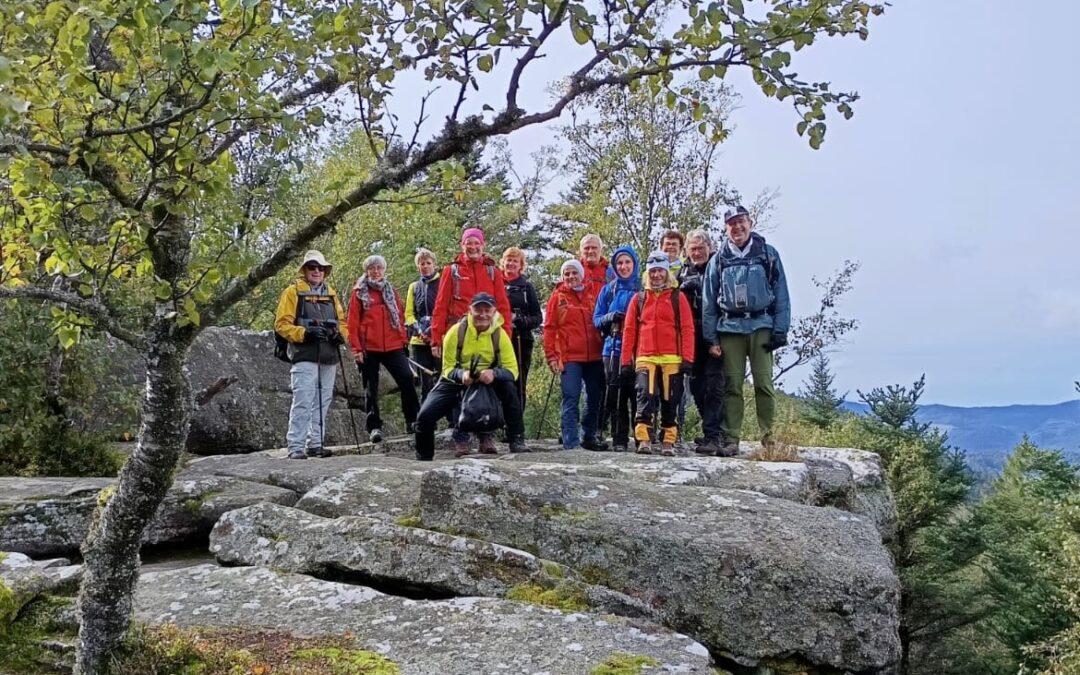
[414,293,527,460]
[702,206,791,455]
[659,229,685,278]
[274,250,349,460]
[677,229,727,455]
[620,252,695,456]
[578,233,610,288]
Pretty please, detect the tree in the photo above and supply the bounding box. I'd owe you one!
[798,354,845,428]
[0,0,886,670]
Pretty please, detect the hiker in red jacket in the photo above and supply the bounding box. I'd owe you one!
[431,227,512,358]
[620,251,695,455]
[543,259,607,451]
[347,255,420,443]
[578,233,610,288]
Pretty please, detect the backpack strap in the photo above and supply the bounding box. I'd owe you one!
[632,290,647,362]
[455,317,468,368]
[486,264,495,282]
[451,263,461,300]
[490,329,500,368]
[671,288,682,358]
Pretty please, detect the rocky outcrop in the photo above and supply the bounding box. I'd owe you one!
[0,476,296,557]
[133,564,713,674]
[420,461,901,671]
[209,502,658,619]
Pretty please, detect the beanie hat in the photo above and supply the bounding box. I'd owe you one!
[560,259,585,278]
[461,227,486,246]
[645,251,670,272]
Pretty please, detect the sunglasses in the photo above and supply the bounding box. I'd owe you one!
[303,264,329,272]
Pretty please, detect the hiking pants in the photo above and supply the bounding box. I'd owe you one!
[559,360,605,449]
[719,328,775,442]
[603,354,635,448]
[634,362,683,445]
[286,360,337,453]
[358,349,420,433]
[414,378,524,460]
[689,341,726,442]
[410,344,438,405]
[513,337,535,411]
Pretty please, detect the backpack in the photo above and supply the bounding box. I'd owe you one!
[450,262,496,300]
[632,288,682,361]
[454,317,501,372]
[714,239,779,314]
[273,285,305,363]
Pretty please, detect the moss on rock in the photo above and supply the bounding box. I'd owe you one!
[295,646,400,674]
[589,652,661,674]
[506,582,589,612]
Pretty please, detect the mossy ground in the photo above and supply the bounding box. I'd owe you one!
[589,652,661,674]
[506,582,589,612]
[0,595,78,673]
[112,624,400,674]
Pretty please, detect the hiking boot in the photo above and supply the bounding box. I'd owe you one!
[369,429,383,444]
[581,436,610,452]
[453,441,472,458]
[612,444,629,453]
[478,436,499,455]
[287,449,308,460]
[694,440,717,456]
[509,438,530,453]
[660,443,676,456]
[761,434,777,450]
[717,440,740,457]
[308,446,332,458]
[635,442,652,455]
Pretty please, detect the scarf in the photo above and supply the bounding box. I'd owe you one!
[355,276,401,329]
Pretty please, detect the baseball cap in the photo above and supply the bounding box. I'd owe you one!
[723,205,750,223]
[470,292,497,307]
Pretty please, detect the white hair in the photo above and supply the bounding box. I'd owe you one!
[685,229,712,250]
[579,233,604,250]
[363,254,387,271]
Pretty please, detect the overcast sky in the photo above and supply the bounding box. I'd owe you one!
[480,0,1079,407]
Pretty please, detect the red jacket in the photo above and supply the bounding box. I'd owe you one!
[620,288,695,366]
[431,254,512,344]
[581,256,610,289]
[347,285,408,354]
[543,282,603,364]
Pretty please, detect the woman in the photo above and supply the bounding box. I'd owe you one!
[620,252,695,456]
[346,255,420,443]
[430,227,512,353]
[592,246,640,452]
[543,259,606,451]
[500,247,543,410]
[405,248,442,407]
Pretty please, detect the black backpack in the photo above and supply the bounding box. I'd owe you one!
[273,286,304,363]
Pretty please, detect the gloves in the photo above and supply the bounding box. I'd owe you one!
[330,331,345,347]
[305,324,329,342]
[764,332,788,352]
[619,364,635,385]
[612,311,626,324]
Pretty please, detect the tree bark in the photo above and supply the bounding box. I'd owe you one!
[74,331,193,674]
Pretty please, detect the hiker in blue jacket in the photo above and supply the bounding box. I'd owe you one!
[593,246,641,452]
[702,206,791,454]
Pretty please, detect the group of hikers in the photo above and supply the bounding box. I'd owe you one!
[274,206,790,461]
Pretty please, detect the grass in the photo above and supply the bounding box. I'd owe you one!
[589,652,661,674]
[506,582,589,612]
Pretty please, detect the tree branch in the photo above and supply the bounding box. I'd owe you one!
[0,285,147,349]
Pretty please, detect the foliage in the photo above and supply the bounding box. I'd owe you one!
[797,355,846,428]
[1027,497,1080,674]
[0,595,78,672]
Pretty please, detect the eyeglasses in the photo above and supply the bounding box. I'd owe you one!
[303,264,329,272]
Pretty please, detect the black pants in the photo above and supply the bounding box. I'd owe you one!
[414,378,525,460]
[513,337,534,411]
[358,349,420,432]
[603,355,635,447]
[635,365,684,443]
[689,342,726,442]
[410,344,438,405]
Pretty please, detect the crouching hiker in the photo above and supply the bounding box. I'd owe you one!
[414,293,527,460]
[347,254,420,443]
[620,252,695,456]
[275,250,350,460]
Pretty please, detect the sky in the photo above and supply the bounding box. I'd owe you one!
[391,1,1080,406]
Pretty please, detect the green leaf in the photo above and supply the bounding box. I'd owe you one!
[698,65,714,81]
[477,54,493,72]
[570,18,590,45]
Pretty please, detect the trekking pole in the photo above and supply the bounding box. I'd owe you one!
[406,356,436,376]
[515,333,525,407]
[335,346,364,451]
[535,367,557,440]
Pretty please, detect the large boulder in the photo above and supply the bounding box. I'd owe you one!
[420,461,901,672]
[210,502,658,619]
[0,476,296,557]
[134,564,714,674]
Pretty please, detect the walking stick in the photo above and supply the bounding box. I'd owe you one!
[535,367,557,440]
[335,346,364,451]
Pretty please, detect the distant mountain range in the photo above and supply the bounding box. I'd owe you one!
[841,399,1080,473]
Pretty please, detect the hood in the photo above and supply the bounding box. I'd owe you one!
[468,310,505,336]
[609,246,641,291]
[581,256,608,269]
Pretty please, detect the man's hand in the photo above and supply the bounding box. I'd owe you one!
[461,371,473,386]
[354,351,364,364]
[305,325,328,342]
[331,331,345,347]
[479,369,495,385]
[432,345,442,359]
[709,344,723,358]
[764,333,788,352]
[548,358,563,373]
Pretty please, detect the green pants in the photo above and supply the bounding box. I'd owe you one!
[719,329,775,442]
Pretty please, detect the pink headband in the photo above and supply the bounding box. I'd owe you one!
[461,227,485,246]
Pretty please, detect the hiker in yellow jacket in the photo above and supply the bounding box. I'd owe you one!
[274,250,349,459]
[413,293,527,460]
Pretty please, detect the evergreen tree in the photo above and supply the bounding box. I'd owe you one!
[798,355,846,428]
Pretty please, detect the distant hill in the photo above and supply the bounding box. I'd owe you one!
[841,399,1080,473]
